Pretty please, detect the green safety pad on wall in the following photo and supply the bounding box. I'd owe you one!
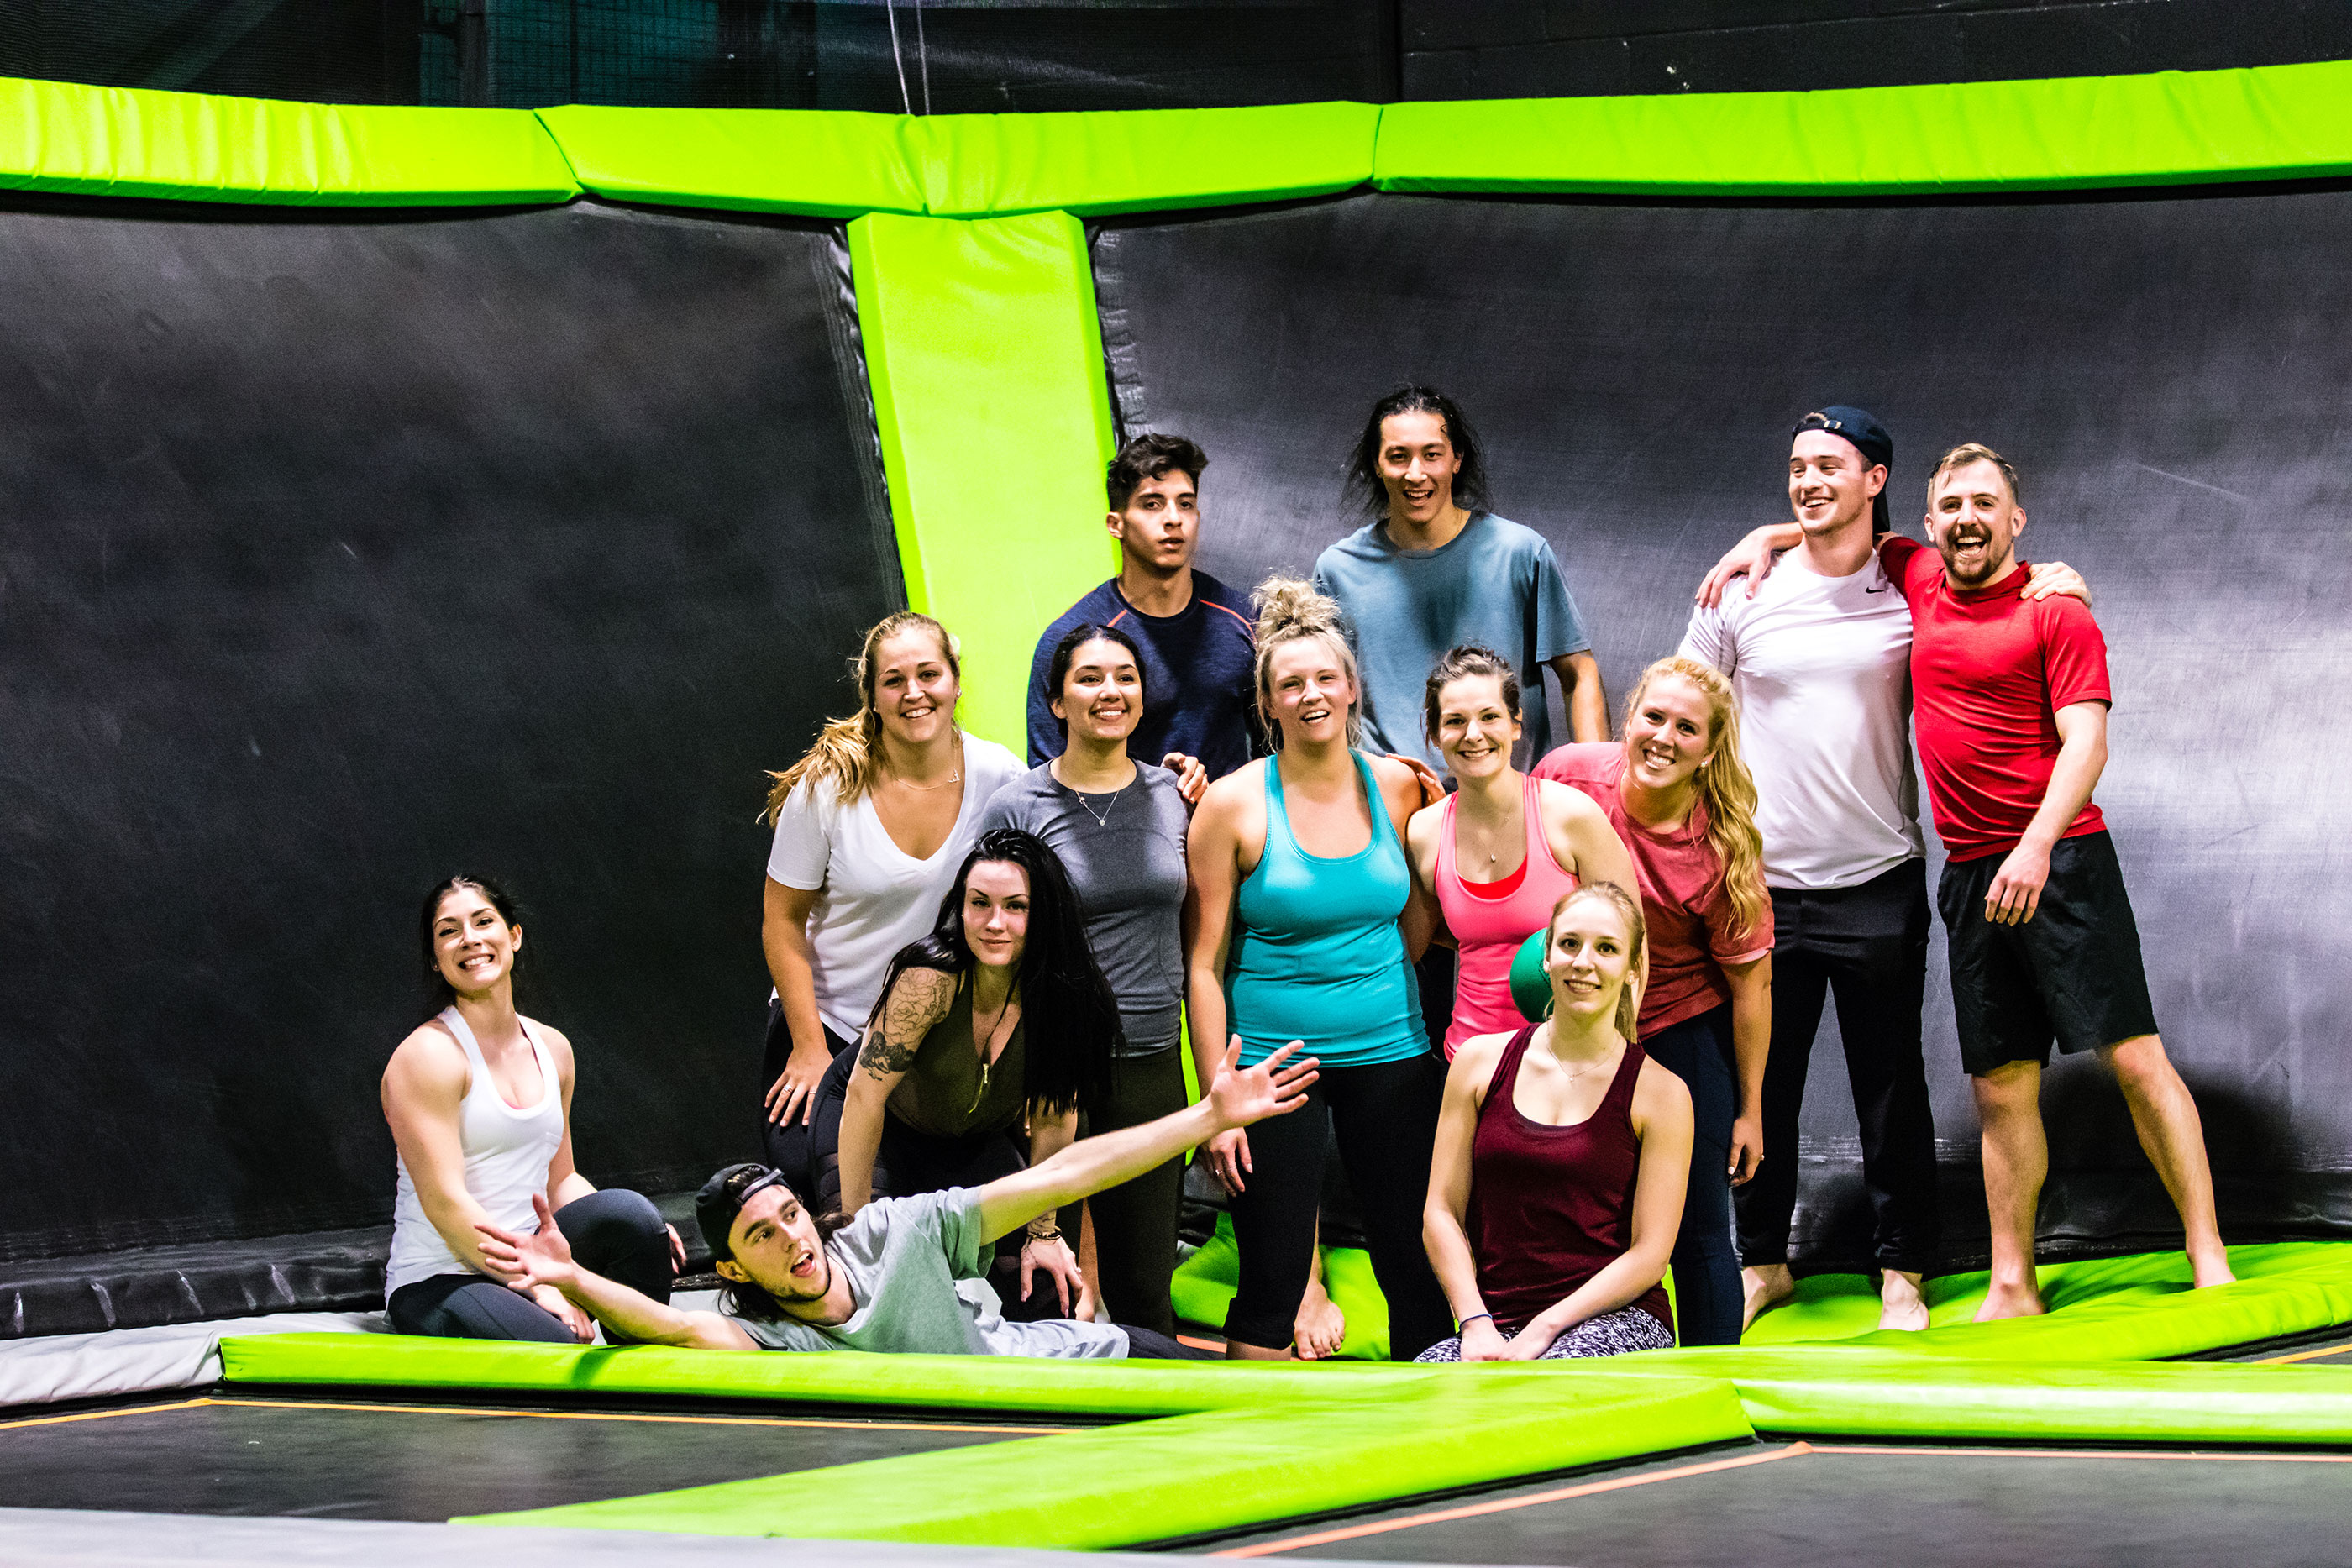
[535,106,925,217]
[1375,60,2352,197]
[0,76,579,205]
[459,1371,1748,1546]
[849,208,1116,751]
[909,102,1380,217]
[1170,1212,1391,1361]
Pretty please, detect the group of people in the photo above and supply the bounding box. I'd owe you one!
[382,388,2232,1366]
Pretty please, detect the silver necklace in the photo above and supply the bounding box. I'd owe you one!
[1072,781,1126,829]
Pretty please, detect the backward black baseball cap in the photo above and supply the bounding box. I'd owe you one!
[1793,406,1893,533]
[696,1162,790,1261]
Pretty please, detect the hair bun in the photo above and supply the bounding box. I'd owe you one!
[1250,573,1342,642]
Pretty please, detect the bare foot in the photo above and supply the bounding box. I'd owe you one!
[1877,1269,1929,1332]
[1294,1276,1347,1360]
[1741,1263,1796,1331]
[1975,1277,2048,1321]
[2190,1248,2237,1290]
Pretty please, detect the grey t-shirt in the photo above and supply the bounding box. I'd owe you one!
[724,1188,1131,1358]
[1312,511,1590,771]
[977,763,1189,1056]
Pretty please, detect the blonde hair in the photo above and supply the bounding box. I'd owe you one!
[1624,656,1769,943]
[762,612,959,822]
[1929,442,2021,504]
[1547,882,1647,1041]
[1250,574,1362,750]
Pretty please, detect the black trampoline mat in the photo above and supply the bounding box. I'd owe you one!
[0,1395,1068,1522]
[1194,1440,2352,1566]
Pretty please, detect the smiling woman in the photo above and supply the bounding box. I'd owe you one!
[378,873,681,1343]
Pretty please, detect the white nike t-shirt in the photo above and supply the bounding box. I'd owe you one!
[1680,552,1924,891]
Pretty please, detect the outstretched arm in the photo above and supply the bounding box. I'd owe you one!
[479,1193,758,1351]
[974,1041,1317,1244]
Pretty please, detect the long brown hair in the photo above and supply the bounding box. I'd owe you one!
[1624,656,1768,943]
[1548,882,1647,1042]
[762,612,958,822]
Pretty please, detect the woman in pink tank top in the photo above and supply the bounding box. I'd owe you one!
[1406,646,1639,1057]
[1419,882,1693,1361]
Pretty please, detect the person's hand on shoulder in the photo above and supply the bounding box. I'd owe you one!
[2021,559,2091,606]
[1386,753,1446,810]
[1162,751,1210,805]
[1695,527,1792,608]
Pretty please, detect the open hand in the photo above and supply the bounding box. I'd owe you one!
[1984,840,2051,926]
[1695,528,1785,608]
[1205,1037,1318,1135]
[1162,751,1210,806]
[764,1041,832,1127]
[665,1223,687,1275]
[475,1192,576,1295]
[2022,559,2091,606]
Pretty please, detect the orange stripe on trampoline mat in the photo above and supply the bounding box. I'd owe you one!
[0,1398,213,1432]
[1808,1444,2352,1463]
[201,1396,1079,1434]
[2258,1343,2352,1366]
[1205,1443,1814,1558]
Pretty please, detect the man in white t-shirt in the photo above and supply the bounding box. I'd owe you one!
[475,1041,1315,1359]
[1686,407,2087,1333]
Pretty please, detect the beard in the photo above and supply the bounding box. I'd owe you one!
[1938,527,2013,587]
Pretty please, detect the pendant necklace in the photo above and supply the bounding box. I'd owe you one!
[1074,782,1126,829]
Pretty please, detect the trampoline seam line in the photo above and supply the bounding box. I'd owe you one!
[0,1398,213,1431]
[1807,1444,2352,1463]
[1204,1443,1814,1557]
[198,1396,1077,1434]
[2257,1343,2352,1366]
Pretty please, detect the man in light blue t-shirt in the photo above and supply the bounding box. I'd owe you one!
[1312,386,1602,772]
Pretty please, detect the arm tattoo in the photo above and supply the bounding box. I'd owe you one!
[858,968,953,1083]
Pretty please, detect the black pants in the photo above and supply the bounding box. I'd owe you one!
[758,998,858,1185]
[386,1188,671,1343]
[1120,1324,1211,1360]
[1735,857,1940,1273]
[1225,1052,1452,1361]
[1642,1004,1740,1346]
[1084,1047,1189,1338]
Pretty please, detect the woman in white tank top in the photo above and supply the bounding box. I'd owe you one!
[381,873,681,1341]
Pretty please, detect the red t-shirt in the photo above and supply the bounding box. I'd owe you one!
[1881,535,2110,863]
[1530,744,1772,1034]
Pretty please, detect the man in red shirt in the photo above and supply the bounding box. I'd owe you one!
[1884,443,2232,1319]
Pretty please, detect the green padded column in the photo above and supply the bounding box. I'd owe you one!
[848,209,1116,751]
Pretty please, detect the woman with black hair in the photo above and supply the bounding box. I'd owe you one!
[381,874,682,1341]
[803,829,1117,1316]
[980,623,1194,1335]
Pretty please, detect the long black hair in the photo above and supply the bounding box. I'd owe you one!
[1044,621,1148,742]
[1345,384,1491,518]
[417,872,522,1024]
[865,828,1117,1116]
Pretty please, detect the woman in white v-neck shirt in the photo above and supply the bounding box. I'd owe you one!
[759,611,1022,1180]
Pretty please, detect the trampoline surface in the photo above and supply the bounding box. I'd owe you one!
[1191,1439,2352,1566]
[0,1393,1073,1522]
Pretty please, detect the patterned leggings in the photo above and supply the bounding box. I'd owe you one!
[1414,1304,1673,1362]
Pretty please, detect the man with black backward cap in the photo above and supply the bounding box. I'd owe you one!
[1689,407,2092,1332]
[471,1039,1315,1357]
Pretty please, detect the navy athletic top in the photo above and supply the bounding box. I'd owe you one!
[1026,571,1258,781]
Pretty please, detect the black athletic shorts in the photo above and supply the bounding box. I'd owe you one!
[1935,830,2160,1076]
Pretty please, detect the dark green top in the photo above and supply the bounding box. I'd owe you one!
[886,974,1028,1141]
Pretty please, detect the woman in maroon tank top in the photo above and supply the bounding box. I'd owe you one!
[1419,883,1694,1361]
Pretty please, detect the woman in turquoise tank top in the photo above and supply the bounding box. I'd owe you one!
[1184,576,1455,1361]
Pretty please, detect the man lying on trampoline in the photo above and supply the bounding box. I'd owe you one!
[475,1039,1319,1360]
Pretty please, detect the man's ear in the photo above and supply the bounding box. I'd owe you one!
[1865,464,1888,499]
[2009,506,2027,541]
[1105,511,1125,541]
[715,1258,749,1284]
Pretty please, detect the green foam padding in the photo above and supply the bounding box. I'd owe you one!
[909,102,1380,217]
[1375,61,2352,197]
[1169,1211,1391,1360]
[0,76,578,206]
[848,209,1116,752]
[1739,1242,2352,1361]
[1606,1349,2352,1445]
[534,106,924,218]
[455,1371,1750,1546]
[1509,926,1549,1022]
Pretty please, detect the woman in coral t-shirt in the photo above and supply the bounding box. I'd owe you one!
[1534,655,1772,1347]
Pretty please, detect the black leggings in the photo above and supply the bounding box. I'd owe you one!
[1120,1324,1211,1359]
[1084,1048,1189,1338]
[386,1188,672,1343]
[1642,1004,1740,1346]
[759,999,858,1185]
[1225,1052,1452,1360]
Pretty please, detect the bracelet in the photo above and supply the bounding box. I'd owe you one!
[1025,1225,1062,1244]
[1457,1312,1493,1328]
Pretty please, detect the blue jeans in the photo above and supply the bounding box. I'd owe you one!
[1642,1004,1741,1346]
